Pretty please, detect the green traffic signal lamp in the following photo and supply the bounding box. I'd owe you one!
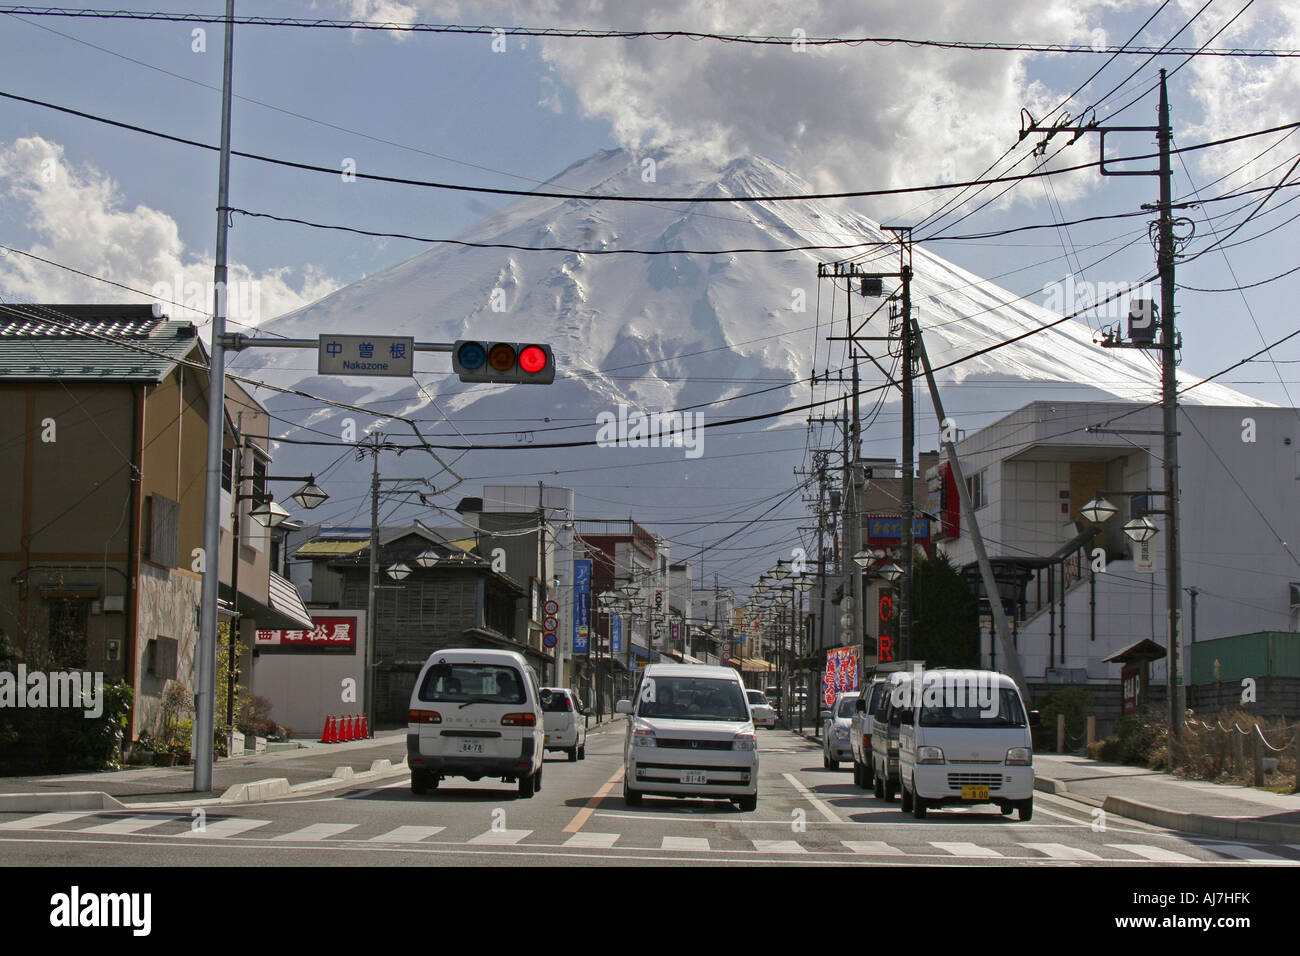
[453,340,555,384]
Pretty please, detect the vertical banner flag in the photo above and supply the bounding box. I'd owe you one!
[573,559,591,655]
[611,613,623,655]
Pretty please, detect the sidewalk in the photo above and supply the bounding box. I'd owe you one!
[0,730,409,811]
[1035,753,1300,843]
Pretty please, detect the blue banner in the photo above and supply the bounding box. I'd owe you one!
[573,559,591,654]
[611,613,622,655]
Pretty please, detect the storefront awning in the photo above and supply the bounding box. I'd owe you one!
[739,657,776,673]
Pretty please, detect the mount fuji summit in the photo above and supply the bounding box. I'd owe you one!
[240,148,1263,527]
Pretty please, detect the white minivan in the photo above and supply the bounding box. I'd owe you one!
[897,669,1038,821]
[617,663,759,811]
[407,648,545,798]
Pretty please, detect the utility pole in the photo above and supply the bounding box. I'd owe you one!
[193,0,236,792]
[1023,68,1185,745]
[887,226,915,661]
[366,436,379,738]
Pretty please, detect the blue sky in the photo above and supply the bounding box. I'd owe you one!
[2,1,1299,405]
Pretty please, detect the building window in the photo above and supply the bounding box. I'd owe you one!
[221,447,233,492]
[966,470,988,510]
[46,599,89,668]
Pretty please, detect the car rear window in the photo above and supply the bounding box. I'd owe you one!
[836,695,857,718]
[418,662,526,704]
[746,691,768,706]
[540,689,572,712]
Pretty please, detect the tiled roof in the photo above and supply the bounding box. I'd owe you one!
[0,304,201,382]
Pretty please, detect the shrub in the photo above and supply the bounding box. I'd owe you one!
[1033,687,1093,752]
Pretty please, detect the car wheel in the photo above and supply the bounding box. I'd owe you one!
[623,776,642,807]
[518,770,536,798]
[828,754,839,770]
[1018,798,1034,822]
[410,770,429,795]
[735,795,757,812]
[884,777,897,802]
[568,746,578,762]
[852,761,861,787]
[873,771,884,800]
[912,791,928,819]
[578,745,586,760]
[999,802,1014,816]
[900,780,913,812]
[822,748,831,770]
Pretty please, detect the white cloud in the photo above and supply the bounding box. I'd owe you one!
[0,136,341,329]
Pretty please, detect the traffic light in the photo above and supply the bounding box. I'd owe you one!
[452,341,555,384]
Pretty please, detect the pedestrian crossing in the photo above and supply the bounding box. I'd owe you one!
[1,808,1294,863]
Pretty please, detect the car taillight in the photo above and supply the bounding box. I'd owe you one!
[501,713,537,726]
[408,709,441,724]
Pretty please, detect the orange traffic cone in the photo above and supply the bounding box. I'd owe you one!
[338,715,348,741]
[344,715,355,741]
[360,714,369,738]
[321,716,334,743]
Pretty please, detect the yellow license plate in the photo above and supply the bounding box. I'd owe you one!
[961,785,990,800]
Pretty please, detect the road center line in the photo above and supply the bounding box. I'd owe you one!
[782,772,842,824]
[563,765,625,834]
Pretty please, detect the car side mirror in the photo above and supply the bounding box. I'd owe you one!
[854,698,866,713]
[616,699,634,715]
[898,708,914,724]
[1029,709,1041,727]
[819,710,831,721]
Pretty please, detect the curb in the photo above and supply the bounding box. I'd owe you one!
[220,758,408,804]
[0,791,126,812]
[1101,794,1300,844]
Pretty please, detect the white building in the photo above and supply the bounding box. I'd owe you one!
[938,401,1300,686]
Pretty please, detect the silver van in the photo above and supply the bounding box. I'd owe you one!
[407,648,545,798]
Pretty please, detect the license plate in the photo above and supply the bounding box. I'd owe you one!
[680,771,707,785]
[961,785,990,800]
[458,740,484,754]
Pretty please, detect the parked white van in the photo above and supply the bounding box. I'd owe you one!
[407,648,545,798]
[617,663,759,811]
[897,669,1038,821]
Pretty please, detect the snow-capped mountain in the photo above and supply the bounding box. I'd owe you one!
[237,148,1263,550]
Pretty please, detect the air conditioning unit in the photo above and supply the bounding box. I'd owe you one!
[1289,583,1300,609]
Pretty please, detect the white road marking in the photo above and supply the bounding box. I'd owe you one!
[1019,842,1102,860]
[662,836,711,851]
[369,826,446,843]
[83,815,182,835]
[181,818,272,839]
[781,772,843,823]
[563,832,620,848]
[1106,843,1198,863]
[932,841,1003,858]
[752,839,806,853]
[842,840,904,855]
[467,829,531,845]
[1204,843,1298,864]
[270,823,358,841]
[0,811,99,831]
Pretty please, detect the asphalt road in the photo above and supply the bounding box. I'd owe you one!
[2,727,1296,867]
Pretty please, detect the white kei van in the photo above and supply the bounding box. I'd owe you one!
[897,669,1038,821]
[406,648,546,798]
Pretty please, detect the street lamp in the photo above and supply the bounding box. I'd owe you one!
[879,562,904,583]
[1124,515,1159,542]
[289,477,329,510]
[853,549,873,569]
[1081,496,1118,524]
[248,498,290,529]
[386,562,412,581]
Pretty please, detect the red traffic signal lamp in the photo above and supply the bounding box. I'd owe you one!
[453,341,555,384]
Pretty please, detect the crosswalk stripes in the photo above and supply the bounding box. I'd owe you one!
[270,823,358,842]
[751,839,806,853]
[1204,843,1299,864]
[1105,843,1198,863]
[563,832,620,848]
[0,811,98,831]
[467,829,531,846]
[661,836,710,851]
[82,815,184,835]
[368,826,446,844]
[1019,842,1103,861]
[842,841,904,855]
[932,842,1002,858]
[182,818,272,839]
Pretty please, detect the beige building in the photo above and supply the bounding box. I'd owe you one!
[0,304,311,740]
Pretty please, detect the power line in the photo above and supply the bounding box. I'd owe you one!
[3,7,1295,55]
